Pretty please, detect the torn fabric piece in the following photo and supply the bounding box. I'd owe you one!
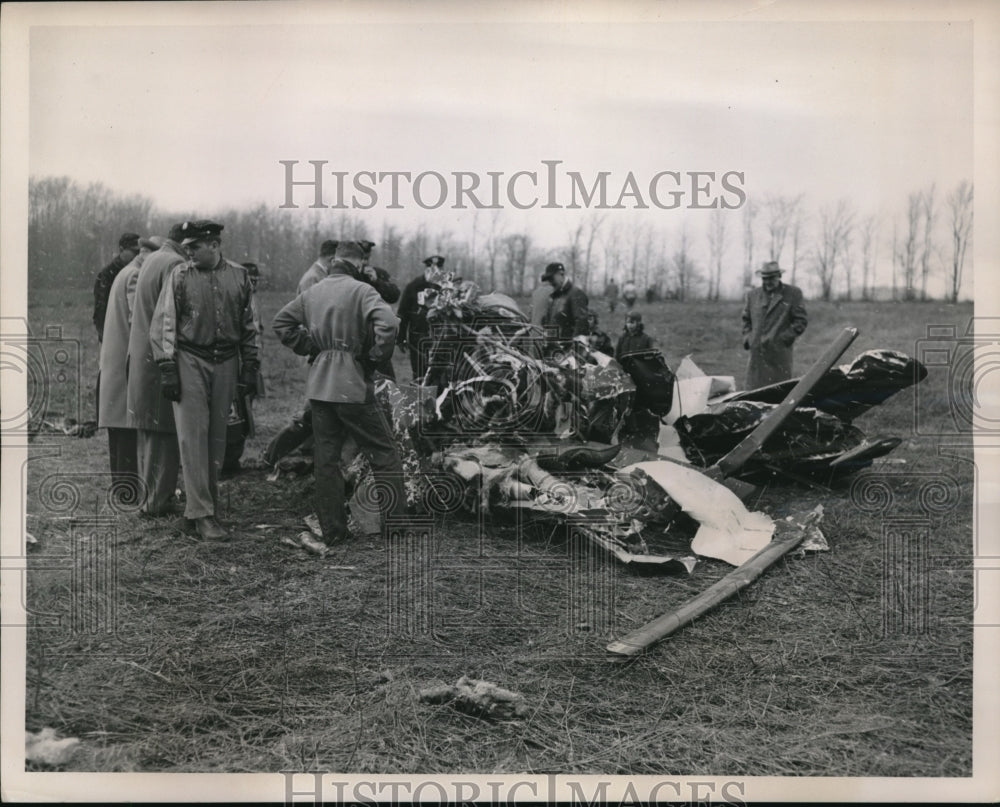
[622,461,775,566]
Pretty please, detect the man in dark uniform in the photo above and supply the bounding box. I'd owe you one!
[741,260,808,389]
[93,232,140,342]
[397,254,444,383]
[150,220,260,540]
[540,262,591,353]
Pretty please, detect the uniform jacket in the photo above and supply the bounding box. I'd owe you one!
[97,255,143,428]
[543,280,591,341]
[150,256,260,368]
[741,282,808,388]
[615,328,654,361]
[363,266,401,304]
[273,273,398,404]
[93,254,130,341]
[126,241,187,432]
[397,274,440,344]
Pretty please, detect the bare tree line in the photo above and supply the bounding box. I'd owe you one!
[28,175,972,302]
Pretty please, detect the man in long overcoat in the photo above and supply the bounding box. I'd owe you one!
[741,261,808,389]
[98,236,162,497]
[126,224,186,516]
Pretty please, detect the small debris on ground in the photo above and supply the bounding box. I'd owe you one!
[419,676,529,720]
[26,728,80,767]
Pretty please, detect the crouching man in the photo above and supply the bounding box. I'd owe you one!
[272,240,406,546]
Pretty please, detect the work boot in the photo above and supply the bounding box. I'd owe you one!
[195,516,228,540]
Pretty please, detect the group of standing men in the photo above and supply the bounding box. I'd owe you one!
[95,222,807,547]
[95,222,260,540]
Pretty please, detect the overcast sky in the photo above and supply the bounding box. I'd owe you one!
[23,10,976,295]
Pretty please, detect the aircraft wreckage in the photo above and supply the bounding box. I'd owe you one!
[271,275,927,654]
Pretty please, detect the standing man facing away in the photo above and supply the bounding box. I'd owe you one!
[126,225,186,517]
[93,232,140,342]
[98,236,162,501]
[150,220,260,540]
[273,240,406,547]
[298,239,339,294]
[741,260,808,389]
[397,254,444,383]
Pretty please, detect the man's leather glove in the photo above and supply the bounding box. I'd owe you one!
[159,360,181,401]
[239,361,259,398]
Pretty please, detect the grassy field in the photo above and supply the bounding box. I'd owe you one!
[21,286,974,776]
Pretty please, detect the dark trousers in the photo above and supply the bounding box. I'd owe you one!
[137,429,180,515]
[107,427,139,495]
[407,333,433,383]
[311,397,406,543]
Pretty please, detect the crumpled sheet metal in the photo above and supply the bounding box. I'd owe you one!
[622,461,775,566]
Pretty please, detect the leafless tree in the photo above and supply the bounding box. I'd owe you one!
[859,215,878,300]
[670,225,702,302]
[481,210,505,293]
[789,210,806,287]
[742,196,758,289]
[895,191,922,301]
[813,199,855,301]
[946,180,973,303]
[706,208,728,301]
[501,233,532,296]
[764,193,803,264]
[601,220,624,288]
[919,183,937,301]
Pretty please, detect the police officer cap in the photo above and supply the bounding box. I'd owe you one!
[180,219,224,246]
[360,240,376,254]
[541,262,565,282]
[757,261,783,277]
[336,240,368,261]
[423,255,445,268]
[118,232,140,250]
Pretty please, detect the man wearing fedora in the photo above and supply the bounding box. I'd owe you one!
[397,254,444,383]
[741,260,808,389]
[150,220,260,540]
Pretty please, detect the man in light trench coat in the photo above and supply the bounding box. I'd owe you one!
[126,224,187,517]
[741,261,808,389]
